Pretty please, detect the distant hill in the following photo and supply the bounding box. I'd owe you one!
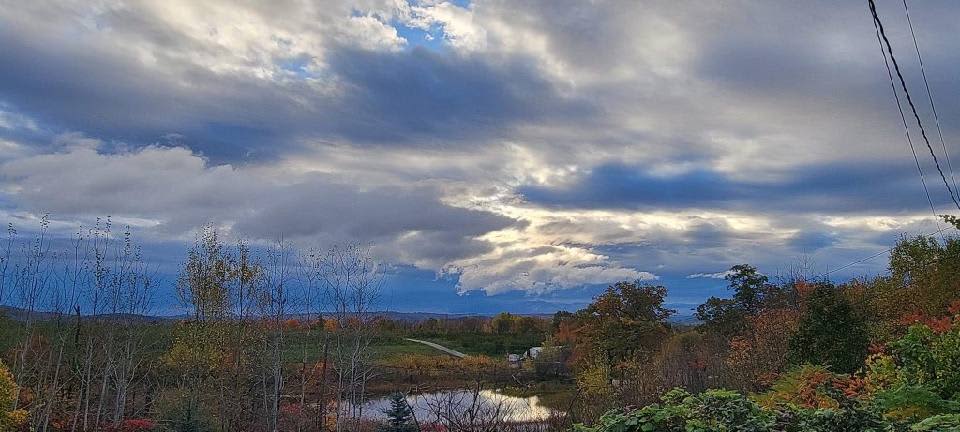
[0,304,696,324]
[0,305,175,323]
[0,305,549,323]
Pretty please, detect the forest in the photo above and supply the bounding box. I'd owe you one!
[2,216,960,431]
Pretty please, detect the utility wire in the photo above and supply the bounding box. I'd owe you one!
[873,26,945,242]
[846,236,960,310]
[821,225,949,279]
[902,0,960,195]
[869,0,960,211]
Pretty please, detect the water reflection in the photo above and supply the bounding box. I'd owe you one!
[359,389,558,424]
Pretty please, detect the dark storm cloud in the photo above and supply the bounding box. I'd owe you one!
[519,160,951,214]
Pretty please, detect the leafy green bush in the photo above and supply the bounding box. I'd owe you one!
[911,413,960,431]
[578,319,960,431]
[872,384,959,421]
[574,388,774,432]
[891,322,960,399]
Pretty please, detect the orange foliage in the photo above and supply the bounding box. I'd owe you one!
[949,299,960,316]
[899,309,956,334]
[324,319,338,332]
[724,308,800,390]
[756,365,853,410]
[283,318,302,330]
[794,279,815,303]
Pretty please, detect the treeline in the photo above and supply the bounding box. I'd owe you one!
[553,220,960,430]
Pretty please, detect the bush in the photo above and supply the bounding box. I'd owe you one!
[105,419,157,432]
[0,360,28,432]
[911,413,960,431]
[574,388,774,432]
[891,322,960,399]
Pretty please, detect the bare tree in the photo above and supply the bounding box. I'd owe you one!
[259,237,293,432]
[107,226,154,425]
[223,239,264,431]
[303,244,382,431]
[0,223,14,307]
[10,215,55,418]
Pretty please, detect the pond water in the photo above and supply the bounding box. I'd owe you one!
[357,389,560,424]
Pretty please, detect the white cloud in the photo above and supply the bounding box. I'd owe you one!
[686,271,734,280]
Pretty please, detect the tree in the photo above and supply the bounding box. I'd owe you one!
[168,226,247,430]
[695,264,773,336]
[575,281,674,365]
[727,264,769,313]
[378,393,417,432]
[724,308,800,391]
[788,283,868,373]
[490,312,516,335]
[887,234,960,318]
[304,244,383,431]
[695,297,745,337]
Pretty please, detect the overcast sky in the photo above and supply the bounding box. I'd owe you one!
[1,0,958,314]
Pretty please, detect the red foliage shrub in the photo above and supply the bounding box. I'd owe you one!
[899,311,954,334]
[104,419,156,432]
[280,402,303,416]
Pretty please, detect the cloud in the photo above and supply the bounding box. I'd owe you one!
[518,161,953,215]
[449,242,658,295]
[0,0,588,161]
[1,0,958,308]
[0,145,517,268]
[687,271,734,280]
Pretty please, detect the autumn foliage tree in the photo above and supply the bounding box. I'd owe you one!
[574,281,674,367]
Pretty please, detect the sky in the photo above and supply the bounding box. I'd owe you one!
[1,0,959,315]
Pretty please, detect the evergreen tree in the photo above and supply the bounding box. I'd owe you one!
[378,393,418,432]
[788,283,868,373]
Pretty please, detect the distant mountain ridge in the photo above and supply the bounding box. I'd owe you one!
[0,305,553,323]
[0,305,694,323]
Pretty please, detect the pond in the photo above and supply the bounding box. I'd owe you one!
[356,389,561,424]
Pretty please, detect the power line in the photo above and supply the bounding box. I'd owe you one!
[820,225,949,279]
[868,0,960,212]
[872,24,945,242]
[846,237,960,310]
[793,226,955,313]
[902,0,960,195]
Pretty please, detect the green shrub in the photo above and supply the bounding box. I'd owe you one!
[574,388,774,432]
[911,413,960,431]
[891,323,960,399]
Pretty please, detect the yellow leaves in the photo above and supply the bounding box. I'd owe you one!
[390,353,499,372]
[576,360,613,400]
[0,360,27,432]
[460,355,500,374]
[163,321,229,375]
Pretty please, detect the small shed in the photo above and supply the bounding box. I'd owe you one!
[524,347,544,359]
